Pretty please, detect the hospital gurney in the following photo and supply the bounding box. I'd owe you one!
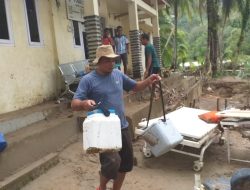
[217,109,250,164]
[136,107,222,171]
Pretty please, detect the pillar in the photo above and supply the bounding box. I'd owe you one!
[151,0,162,67]
[84,0,102,70]
[128,2,143,79]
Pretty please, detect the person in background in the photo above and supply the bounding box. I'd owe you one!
[71,45,161,190]
[102,28,114,47]
[114,26,129,74]
[140,33,161,79]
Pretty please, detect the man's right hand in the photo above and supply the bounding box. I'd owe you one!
[71,99,96,111]
[81,100,96,111]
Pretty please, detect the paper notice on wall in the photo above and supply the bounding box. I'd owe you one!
[66,0,84,22]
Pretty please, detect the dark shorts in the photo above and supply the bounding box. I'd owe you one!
[99,128,133,179]
[147,67,160,77]
[116,53,128,66]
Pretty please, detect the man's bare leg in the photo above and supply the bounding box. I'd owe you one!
[99,174,109,190]
[113,172,126,190]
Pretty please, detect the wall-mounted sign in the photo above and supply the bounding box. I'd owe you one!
[66,0,84,22]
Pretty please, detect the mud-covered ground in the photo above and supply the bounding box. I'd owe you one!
[21,77,250,190]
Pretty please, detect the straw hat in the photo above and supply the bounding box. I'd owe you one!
[93,45,119,64]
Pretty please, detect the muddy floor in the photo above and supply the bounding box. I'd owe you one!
[21,77,250,190]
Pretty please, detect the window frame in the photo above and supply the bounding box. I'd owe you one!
[23,0,43,47]
[0,0,14,45]
[72,20,84,49]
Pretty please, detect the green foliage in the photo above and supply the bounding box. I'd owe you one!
[159,9,189,68]
[159,10,174,67]
[223,10,250,61]
[178,15,207,63]
[160,29,189,68]
[159,0,250,73]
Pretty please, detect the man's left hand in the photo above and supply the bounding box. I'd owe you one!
[147,74,161,85]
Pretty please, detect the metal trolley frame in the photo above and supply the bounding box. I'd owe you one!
[137,107,223,171]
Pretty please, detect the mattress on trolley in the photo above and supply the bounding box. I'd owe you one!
[138,107,218,140]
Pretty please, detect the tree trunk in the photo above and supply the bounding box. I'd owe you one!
[172,0,178,70]
[234,0,250,65]
[206,0,219,77]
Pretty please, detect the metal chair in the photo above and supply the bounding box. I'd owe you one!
[71,60,89,77]
[58,63,78,97]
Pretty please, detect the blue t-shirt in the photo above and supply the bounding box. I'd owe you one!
[73,69,136,129]
[114,35,129,55]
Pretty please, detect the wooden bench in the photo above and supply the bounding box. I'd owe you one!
[58,60,89,98]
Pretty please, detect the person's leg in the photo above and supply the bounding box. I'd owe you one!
[113,172,126,190]
[146,66,153,93]
[121,53,128,74]
[99,175,109,190]
[153,67,160,75]
[113,128,134,190]
[99,152,121,190]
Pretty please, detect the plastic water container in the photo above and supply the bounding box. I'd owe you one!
[0,132,7,152]
[136,119,183,157]
[83,109,122,154]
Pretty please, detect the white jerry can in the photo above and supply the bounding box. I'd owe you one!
[83,109,122,154]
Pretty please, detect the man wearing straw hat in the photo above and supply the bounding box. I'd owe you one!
[71,45,161,190]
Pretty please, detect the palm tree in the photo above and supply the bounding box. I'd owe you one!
[197,0,220,77]
[207,0,220,77]
[222,0,250,64]
[159,9,174,67]
[200,0,250,76]
[167,0,194,70]
[159,9,189,68]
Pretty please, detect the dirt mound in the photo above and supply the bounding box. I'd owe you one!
[203,77,250,109]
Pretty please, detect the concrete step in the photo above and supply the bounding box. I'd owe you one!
[0,106,79,181]
[0,101,61,134]
[0,153,59,190]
